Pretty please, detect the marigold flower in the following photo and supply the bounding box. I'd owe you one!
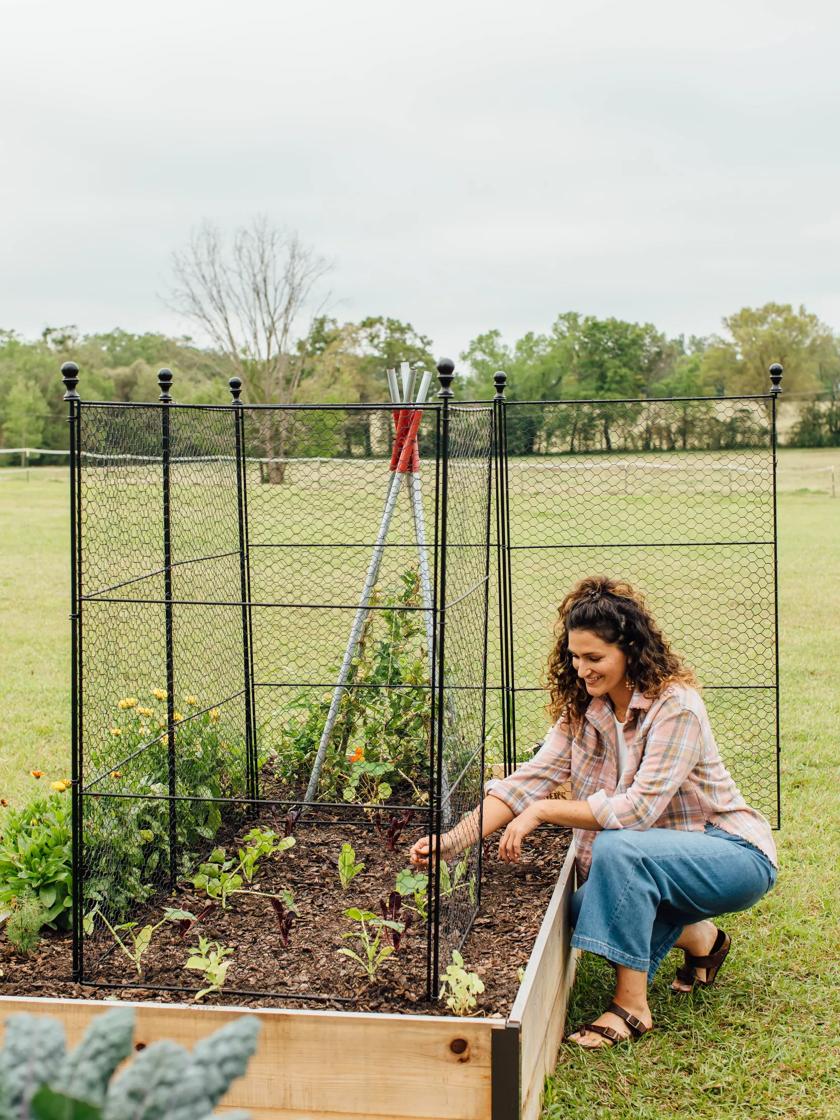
[30,770,43,779]
[1,798,9,807]
[186,695,198,706]
[118,697,138,710]
[209,709,220,723]
[173,711,183,722]
[137,706,154,718]
[110,727,122,737]
[349,747,364,764]
[51,780,69,792]
[152,688,167,701]
[110,770,122,779]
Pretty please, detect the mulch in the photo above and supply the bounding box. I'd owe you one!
[0,823,571,1017]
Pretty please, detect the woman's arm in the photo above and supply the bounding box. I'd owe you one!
[409,794,515,867]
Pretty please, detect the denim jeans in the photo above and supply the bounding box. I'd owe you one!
[570,824,777,982]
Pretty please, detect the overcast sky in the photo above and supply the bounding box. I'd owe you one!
[2,0,839,363]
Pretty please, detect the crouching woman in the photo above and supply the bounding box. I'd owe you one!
[410,575,778,1049]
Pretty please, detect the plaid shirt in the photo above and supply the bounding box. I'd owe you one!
[485,684,778,882]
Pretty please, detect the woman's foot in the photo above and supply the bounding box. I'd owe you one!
[566,1000,653,1049]
[671,920,726,993]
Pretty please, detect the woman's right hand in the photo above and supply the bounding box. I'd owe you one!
[409,832,456,868]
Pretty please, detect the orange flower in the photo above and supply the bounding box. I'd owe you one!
[1,798,8,807]
[111,770,122,779]
[30,770,43,779]
[349,747,364,764]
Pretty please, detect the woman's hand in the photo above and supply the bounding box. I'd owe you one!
[409,831,458,868]
[497,803,544,863]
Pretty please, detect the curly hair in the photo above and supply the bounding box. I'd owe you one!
[546,575,697,729]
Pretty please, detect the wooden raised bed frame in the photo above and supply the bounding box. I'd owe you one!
[0,842,576,1120]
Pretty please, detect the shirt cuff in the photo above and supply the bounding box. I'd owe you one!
[587,789,623,830]
[484,777,532,817]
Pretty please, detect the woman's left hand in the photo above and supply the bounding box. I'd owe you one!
[498,803,544,863]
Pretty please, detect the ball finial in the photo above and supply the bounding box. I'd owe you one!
[769,363,783,395]
[229,376,243,403]
[158,368,173,402]
[493,370,507,400]
[437,357,455,399]
[61,361,80,401]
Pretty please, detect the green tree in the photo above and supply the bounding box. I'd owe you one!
[1,377,48,452]
[700,303,839,396]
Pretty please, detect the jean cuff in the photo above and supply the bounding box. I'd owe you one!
[571,933,650,973]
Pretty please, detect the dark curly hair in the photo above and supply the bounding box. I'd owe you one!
[546,575,697,729]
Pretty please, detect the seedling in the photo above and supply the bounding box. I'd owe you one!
[338,841,364,889]
[439,950,484,1015]
[191,848,243,908]
[374,809,414,852]
[84,905,195,975]
[379,890,412,950]
[337,907,404,982]
[395,867,429,920]
[238,826,295,883]
[269,889,299,947]
[185,934,233,1000]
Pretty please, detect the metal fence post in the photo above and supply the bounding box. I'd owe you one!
[62,361,83,980]
[230,377,259,806]
[158,368,179,890]
[769,362,783,828]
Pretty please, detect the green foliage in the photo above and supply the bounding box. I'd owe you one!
[336,907,403,982]
[4,893,48,953]
[0,1006,258,1119]
[1,377,47,449]
[185,936,234,1001]
[337,841,364,890]
[789,399,840,447]
[0,792,72,928]
[84,907,196,975]
[273,569,431,805]
[237,827,294,883]
[394,867,429,920]
[438,950,484,1016]
[191,849,243,910]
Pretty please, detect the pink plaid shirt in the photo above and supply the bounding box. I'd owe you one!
[485,684,778,882]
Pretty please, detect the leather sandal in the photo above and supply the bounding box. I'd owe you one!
[671,927,731,995]
[566,1001,652,1048]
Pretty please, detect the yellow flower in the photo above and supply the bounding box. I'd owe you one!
[118,697,138,710]
[209,709,220,723]
[152,689,167,702]
[110,770,122,779]
[51,780,70,792]
[186,695,198,706]
[137,706,153,718]
[158,720,167,729]
[110,727,122,737]
[173,711,183,722]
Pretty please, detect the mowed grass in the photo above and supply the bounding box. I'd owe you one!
[1,452,839,1118]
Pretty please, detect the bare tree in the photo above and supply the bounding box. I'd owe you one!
[169,217,331,480]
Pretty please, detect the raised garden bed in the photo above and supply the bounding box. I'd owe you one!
[0,832,577,1120]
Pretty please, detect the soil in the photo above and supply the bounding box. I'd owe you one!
[0,823,571,1017]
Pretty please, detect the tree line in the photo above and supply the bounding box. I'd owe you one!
[1,220,838,457]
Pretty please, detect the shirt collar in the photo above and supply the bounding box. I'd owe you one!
[584,688,652,731]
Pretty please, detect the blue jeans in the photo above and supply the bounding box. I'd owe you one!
[570,825,777,982]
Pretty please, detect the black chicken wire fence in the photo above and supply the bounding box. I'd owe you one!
[60,359,782,1004]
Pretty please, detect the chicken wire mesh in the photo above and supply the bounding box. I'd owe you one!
[67,368,493,1001]
[496,394,780,826]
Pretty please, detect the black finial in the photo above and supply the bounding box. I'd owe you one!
[157,368,173,402]
[229,376,243,403]
[437,357,455,399]
[493,370,507,401]
[61,361,80,401]
[769,363,783,395]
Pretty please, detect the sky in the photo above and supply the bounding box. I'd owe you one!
[2,0,839,364]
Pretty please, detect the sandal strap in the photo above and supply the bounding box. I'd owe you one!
[675,963,696,986]
[578,1022,624,1044]
[606,1002,650,1037]
[684,928,729,969]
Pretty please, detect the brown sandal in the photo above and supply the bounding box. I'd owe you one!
[672,927,731,995]
[567,1001,652,1048]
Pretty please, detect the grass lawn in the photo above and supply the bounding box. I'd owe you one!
[0,451,838,1117]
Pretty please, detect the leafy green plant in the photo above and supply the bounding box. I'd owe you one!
[237,827,294,883]
[84,905,196,975]
[337,841,364,889]
[379,891,412,950]
[439,950,485,1015]
[0,791,72,929]
[0,1004,258,1118]
[394,867,429,920]
[268,890,298,947]
[191,848,243,909]
[336,907,404,982]
[4,893,49,954]
[185,935,234,1001]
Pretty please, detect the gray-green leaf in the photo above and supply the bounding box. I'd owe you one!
[0,1013,66,1116]
[190,1018,260,1110]
[55,1008,134,1108]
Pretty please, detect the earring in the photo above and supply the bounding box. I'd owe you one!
[625,676,633,690]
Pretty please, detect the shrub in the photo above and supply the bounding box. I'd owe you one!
[0,792,72,929]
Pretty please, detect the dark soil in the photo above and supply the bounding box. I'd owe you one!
[0,824,570,1017]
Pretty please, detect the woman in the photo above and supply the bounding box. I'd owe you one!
[410,575,777,1049]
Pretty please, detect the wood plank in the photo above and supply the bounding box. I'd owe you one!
[509,839,577,1120]
[0,997,495,1120]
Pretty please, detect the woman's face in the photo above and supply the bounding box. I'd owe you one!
[567,628,628,699]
